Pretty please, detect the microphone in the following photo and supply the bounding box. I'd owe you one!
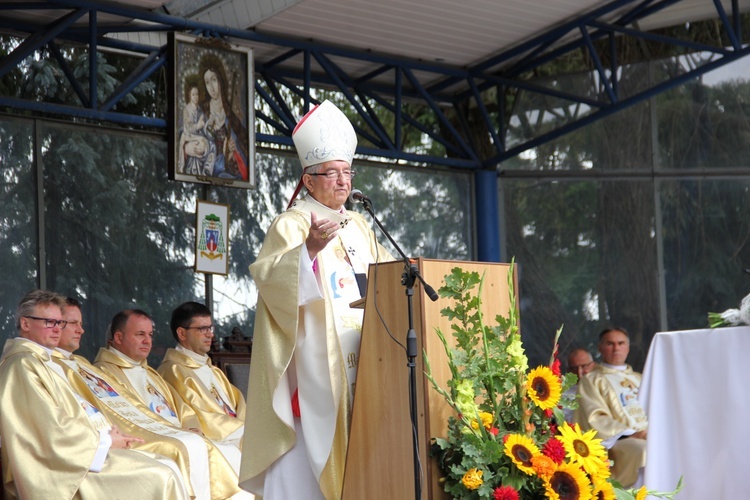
[348,189,370,204]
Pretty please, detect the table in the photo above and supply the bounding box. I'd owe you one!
[640,326,750,499]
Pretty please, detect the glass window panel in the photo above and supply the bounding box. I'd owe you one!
[0,117,38,340]
[660,179,750,330]
[40,122,200,365]
[657,61,750,169]
[503,178,659,371]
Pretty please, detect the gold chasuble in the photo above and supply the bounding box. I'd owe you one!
[239,195,393,498]
[576,363,648,487]
[53,352,242,500]
[576,364,647,440]
[0,339,186,500]
[94,347,202,431]
[158,346,246,442]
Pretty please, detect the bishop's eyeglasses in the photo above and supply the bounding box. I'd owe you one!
[307,169,355,180]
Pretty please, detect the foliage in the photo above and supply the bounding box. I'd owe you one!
[425,265,681,499]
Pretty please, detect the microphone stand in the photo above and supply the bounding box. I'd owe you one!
[359,196,438,500]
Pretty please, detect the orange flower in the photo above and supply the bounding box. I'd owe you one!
[531,454,556,480]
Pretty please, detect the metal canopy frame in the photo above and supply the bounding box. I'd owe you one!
[0,0,746,170]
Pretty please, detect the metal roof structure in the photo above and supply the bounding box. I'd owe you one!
[1,0,748,166]
[0,0,748,260]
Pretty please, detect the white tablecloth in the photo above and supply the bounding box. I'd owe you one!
[640,326,750,499]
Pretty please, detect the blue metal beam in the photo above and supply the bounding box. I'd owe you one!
[0,8,86,79]
[48,41,90,107]
[486,42,750,167]
[89,9,97,109]
[475,169,501,262]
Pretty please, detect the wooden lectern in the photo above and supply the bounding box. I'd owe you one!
[342,258,516,499]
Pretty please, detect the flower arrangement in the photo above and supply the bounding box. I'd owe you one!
[708,292,750,328]
[425,265,682,500]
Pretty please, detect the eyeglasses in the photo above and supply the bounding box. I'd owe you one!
[184,325,215,334]
[24,316,68,329]
[307,169,355,180]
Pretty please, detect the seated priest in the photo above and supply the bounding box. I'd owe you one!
[575,327,648,488]
[94,309,204,434]
[158,301,245,446]
[54,298,251,500]
[0,290,188,500]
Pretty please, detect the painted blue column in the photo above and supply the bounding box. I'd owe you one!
[474,169,501,262]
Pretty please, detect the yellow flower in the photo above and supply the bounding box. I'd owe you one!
[526,366,562,410]
[558,422,609,476]
[591,457,612,482]
[471,411,494,431]
[544,461,592,500]
[531,454,556,480]
[591,475,616,500]
[461,468,483,490]
[455,379,479,417]
[635,486,647,500]
[507,334,528,372]
[504,433,540,475]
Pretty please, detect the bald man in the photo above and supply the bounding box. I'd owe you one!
[576,328,648,488]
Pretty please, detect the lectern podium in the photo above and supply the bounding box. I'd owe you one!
[342,258,516,499]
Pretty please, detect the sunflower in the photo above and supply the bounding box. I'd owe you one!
[526,366,562,410]
[635,486,648,500]
[557,422,609,476]
[544,462,593,500]
[503,433,541,475]
[590,456,611,483]
[591,475,616,500]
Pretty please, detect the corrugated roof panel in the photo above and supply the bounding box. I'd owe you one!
[253,0,607,66]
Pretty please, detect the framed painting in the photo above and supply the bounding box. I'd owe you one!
[195,200,230,275]
[169,33,255,189]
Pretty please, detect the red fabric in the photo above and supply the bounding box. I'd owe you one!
[234,150,248,180]
[286,177,305,209]
[292,103,320,135]
[287,102,321,209]
[291,388,301,417]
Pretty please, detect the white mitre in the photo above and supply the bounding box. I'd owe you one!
[286,100,357,208]
[292,100,357,168]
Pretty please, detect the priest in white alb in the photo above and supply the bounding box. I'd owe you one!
[239,100,393,499]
